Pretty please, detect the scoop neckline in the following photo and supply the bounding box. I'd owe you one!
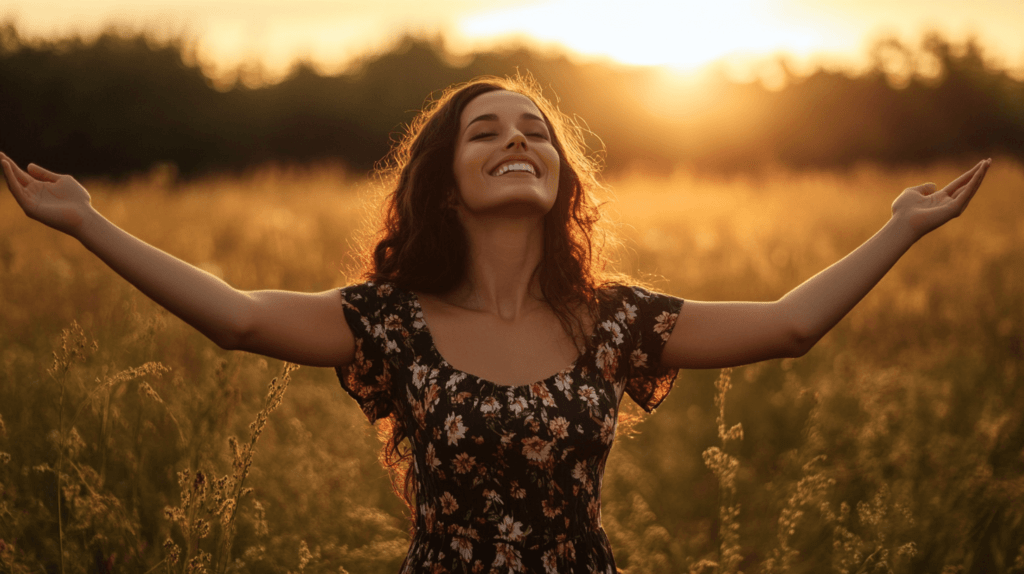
[407,289,600,390]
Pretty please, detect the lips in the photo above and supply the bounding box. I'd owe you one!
[489,156,540,177]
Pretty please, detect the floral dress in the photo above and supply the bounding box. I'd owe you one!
[335,281,683,574]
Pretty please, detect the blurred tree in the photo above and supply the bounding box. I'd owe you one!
[0,23,1020,181]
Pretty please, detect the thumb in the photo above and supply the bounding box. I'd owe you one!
[913,182,937,195]
[27,163,61,183]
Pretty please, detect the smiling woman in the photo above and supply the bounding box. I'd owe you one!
[0,65,991,571]
[453,92,560,218]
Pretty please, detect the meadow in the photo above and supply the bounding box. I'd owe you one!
[0,159,1021,573]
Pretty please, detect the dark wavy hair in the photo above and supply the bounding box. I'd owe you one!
[358,73,619,520]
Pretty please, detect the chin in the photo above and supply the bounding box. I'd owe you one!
[467,196,554,219]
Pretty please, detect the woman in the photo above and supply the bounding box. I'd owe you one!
[0,75,990,573]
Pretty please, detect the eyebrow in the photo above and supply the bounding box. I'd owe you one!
[466,112,546,128]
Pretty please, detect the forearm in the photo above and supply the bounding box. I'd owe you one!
[778,216,918,350]
[75,207,251,348]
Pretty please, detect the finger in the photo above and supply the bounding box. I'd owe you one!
[951,159,989,209]
[27,163,61,183]
[941,160,986,196]
[0,153,37,187]
[1,159,31,208]
[951,158,989,200]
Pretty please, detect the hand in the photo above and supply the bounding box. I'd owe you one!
[1,153,93,237]
[891,158,991,241]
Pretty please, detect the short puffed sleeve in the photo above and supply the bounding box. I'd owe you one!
[335,282,397,423]
[620,285,684,412]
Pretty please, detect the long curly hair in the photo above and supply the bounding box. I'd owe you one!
[358,73,619,520]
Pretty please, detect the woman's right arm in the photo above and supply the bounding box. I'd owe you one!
[2,154,355,368]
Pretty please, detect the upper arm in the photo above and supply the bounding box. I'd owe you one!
[232,289,355,368]
[660,300,805,370]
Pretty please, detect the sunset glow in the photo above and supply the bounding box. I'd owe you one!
[458,0,835,69]
[2,0,1022,83]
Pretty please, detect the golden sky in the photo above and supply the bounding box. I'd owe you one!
[4,0,1023,83]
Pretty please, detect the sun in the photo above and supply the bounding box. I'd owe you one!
[458,0,836,71]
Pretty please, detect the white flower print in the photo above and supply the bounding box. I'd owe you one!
[444,413,467,446]
[425,442,441,470]
[530,382,556,407]
[618,301,638,323]
[654,310,679,342]
[521,436,552,464]
[548,416,570,440]
[600,415,616,445]
[542,499,562,518]
[510,481,526,499]
[384,313,402,331]
[479,396,502,414]
[573,460,592,493]
[338,282,684,573]
[630,348,648,369]
[554,372,574,399]
[420,503,437,533]
[572,460,586,479]
[594,344,619,381]
[577,385,599,409]
[497,515,525,542]
[445,371,467,391]
[450,536,473,563]
[493,543,524,572]
[411,363,430,389]
[542,550,558,574]
[424,383,441,413]
[601,320,624,345]
[483,489,504,513]
[508,396,529,416]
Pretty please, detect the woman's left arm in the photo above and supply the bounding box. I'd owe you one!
[662,159,991,370]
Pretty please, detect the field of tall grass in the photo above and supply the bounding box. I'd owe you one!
[0,159,1021,573]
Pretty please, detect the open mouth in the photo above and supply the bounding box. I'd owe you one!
[490,161,538,177]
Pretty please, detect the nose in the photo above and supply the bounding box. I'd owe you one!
[505,132,528,151]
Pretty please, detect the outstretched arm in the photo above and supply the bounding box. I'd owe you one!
[661,159,991,370]
[1,154,355,367]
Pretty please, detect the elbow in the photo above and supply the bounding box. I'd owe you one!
[788,324,817,358]
[214,331,242,351]
[209,324,244,351]
[214,294,255,351]
[778,300,817,358]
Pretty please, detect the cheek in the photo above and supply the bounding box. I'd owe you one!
[456,151,489,188]
[546,153,561,190]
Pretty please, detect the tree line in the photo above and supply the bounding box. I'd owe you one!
[0,22,1021,181]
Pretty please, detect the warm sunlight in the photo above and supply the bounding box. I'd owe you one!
[2,0,1022,83]
[458,0,837,70]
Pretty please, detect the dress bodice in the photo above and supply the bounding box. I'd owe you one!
[335,282,683,573]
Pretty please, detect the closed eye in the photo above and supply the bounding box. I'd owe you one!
[528,132,549,140]
[471,132,497,140]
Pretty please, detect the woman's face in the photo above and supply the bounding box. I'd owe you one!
[452,90,560,218]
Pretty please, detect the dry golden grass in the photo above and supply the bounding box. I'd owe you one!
[0,158,1022,572]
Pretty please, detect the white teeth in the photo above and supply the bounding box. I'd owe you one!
[492,162,536,176]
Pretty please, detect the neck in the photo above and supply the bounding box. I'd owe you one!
[447,212,546,321]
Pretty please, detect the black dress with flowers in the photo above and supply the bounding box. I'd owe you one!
[335,282,683,574]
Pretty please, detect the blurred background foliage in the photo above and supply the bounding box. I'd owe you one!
[0,21,1021,181]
